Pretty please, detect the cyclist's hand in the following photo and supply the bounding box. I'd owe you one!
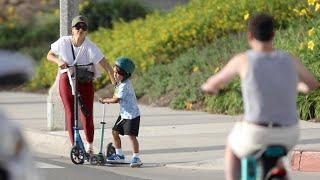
[201,83,219,95]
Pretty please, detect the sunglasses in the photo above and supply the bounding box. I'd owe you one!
[74,23,88,31]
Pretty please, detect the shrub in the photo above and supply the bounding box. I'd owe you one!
[0,12,59,62]
[84,0,303,91]
[27,57,58,90]
[0,21,28,49]
[80,0,151,31]
[29,0,320,120]
[135,20,320,120]
[90,0,302,73]
[33,0,304,89]
[134,33,248,112]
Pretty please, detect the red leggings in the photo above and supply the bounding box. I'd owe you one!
[59,73,94,145]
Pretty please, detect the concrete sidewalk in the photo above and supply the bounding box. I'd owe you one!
[1,92,320,172]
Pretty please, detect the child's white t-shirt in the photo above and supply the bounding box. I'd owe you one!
[115,79,140,119]
[50,36,104,77]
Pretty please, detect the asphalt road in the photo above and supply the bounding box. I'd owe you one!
[35,153,222,180]
[35,153,320,180]
[1,92,320,180]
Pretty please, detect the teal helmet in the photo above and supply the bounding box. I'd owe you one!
[115,57,135,77]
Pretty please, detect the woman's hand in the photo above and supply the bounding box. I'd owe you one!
[59,62,68,69]
[47,50,68,68]
[99,98,107,104]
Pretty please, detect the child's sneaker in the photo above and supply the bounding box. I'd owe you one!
[130,157,143,168]
[107,154,125,163]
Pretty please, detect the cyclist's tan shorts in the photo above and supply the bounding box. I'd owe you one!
[228,121,299,158]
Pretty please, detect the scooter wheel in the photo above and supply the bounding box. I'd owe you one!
[90,155,99,165]
[97,154,106,165]
[105,142,116,158]
[70,145,85,165]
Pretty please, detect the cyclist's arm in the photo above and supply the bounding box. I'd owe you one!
[201,54,245,95]
[292,56,320,93]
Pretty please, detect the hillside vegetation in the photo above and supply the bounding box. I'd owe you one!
[29,0,320,120]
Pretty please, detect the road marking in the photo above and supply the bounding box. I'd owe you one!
[36,162,64,169]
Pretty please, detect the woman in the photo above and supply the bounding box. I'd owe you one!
[47,15,115,153]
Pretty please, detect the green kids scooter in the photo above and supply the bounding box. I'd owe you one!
[90,104,116,165]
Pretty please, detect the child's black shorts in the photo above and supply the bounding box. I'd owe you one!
[112,115,140,137]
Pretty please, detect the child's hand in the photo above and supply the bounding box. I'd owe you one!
[98,98,106,104]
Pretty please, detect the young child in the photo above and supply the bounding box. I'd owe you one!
[201,13,319,179]
[99,57,142,168]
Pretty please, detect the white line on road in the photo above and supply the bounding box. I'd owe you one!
[36,162,64,169]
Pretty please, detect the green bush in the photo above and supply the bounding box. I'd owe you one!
[0,14,58,49]
[27,57,58,90]
[88,0,303,86]
[90,0,302,69]
[0,12,59,62]
[32,0,304,90]
[134,21,320,120]
[134,33,248,112]
[80,0,151,31]
[0,21,28,49]
[27,0,320,120]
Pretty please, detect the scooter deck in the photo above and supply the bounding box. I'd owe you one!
[105,161,130,165]
[105,162,143,168]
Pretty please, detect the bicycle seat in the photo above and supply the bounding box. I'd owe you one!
[241,145,288,180]
[249,145,287,159]
[261,145,288,179]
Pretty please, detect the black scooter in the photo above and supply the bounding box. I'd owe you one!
[68,63,93,165]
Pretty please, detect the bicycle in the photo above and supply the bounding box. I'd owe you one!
[241,145,288,180]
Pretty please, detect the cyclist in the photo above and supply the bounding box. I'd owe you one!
[201,13,320,180]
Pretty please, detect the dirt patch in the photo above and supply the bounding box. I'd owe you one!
[138,95,152,105]
[95,84,174,107]
[308,119,320,123]
[94,84,115,101]
[153,91,176,106]
[138,90,177,107]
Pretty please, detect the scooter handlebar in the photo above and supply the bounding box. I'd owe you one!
[67,63,94,68]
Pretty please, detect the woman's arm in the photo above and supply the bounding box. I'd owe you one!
[47,50,67,68]
[99,57,116,85]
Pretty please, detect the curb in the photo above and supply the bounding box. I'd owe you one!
[23,130,320,172]
[291,150,320,172]
[23,130,70,157]
[165,158,225,170]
